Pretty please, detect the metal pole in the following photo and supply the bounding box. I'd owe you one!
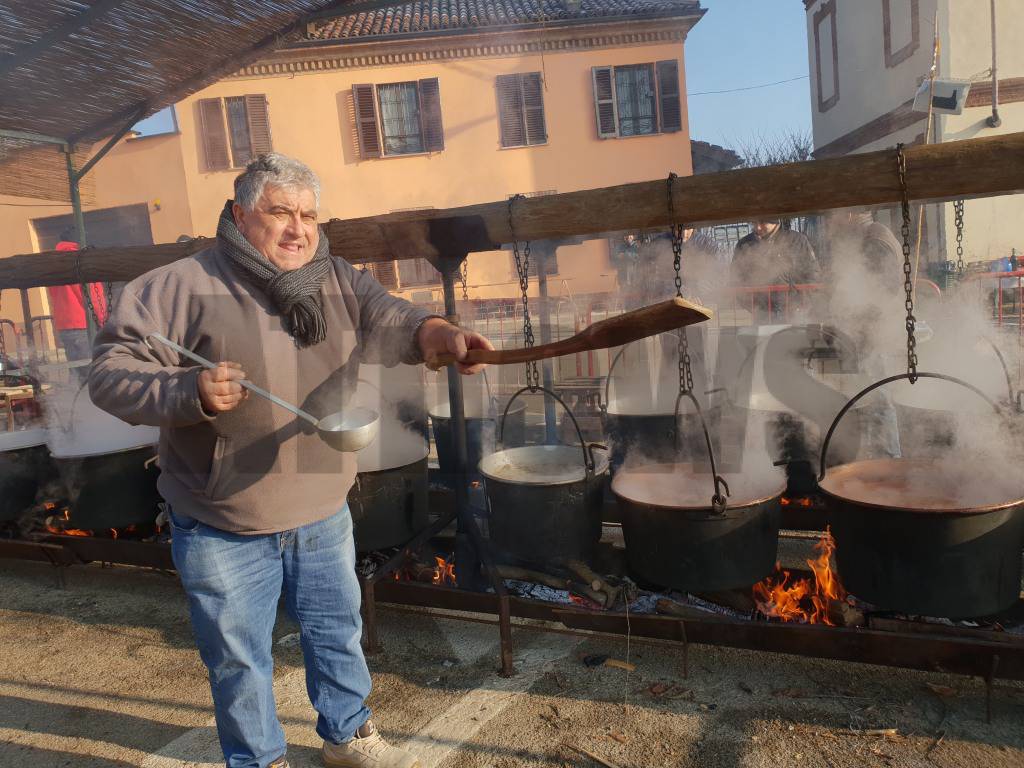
[535,243,557,444]
[64,148,98,344]
[440,262,480,589]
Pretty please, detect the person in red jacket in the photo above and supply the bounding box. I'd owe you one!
[46,230,108,363]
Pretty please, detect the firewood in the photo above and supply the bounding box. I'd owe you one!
[567,559,621,608]
[828,600,866,628]
[694,589,756,613]
[494,565,608,607]
[603,658,636,673]
[655,598,717,621]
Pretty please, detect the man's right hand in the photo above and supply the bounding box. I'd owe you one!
[198,362,248,415]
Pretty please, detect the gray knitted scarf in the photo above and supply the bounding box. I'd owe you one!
[217,201,330,347]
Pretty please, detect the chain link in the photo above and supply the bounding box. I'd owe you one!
[667,173,693,395]
[896,144,918,383]
[509,195,539,390]
[953,199,965,274]
[459,258,469,302]
[0,289,7,373]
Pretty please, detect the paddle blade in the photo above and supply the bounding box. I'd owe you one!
[581,297,712,350]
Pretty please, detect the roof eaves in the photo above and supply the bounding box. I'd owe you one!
[285,7,705,49]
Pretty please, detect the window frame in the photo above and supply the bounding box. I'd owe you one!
[813,0,840,113]
[883,0,920,69]
[376,81,426,156]
[496,72,548,149]
[353,79,444,160]
[197,94,272,171]
[592,60,681,140]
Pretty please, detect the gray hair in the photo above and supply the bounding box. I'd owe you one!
[233,152,321,211]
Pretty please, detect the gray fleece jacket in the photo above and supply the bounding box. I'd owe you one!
[89,244,434,534]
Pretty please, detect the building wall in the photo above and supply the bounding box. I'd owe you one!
[0,132,193,329]
[805,0,939,150]
[174,37,693,300]
[805,0,1022,263]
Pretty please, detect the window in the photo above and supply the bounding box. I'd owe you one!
[496,73,547,148]
[352,79,444,158]
[591,60,682,139]
[883,0,920,69]
[197,95,272,171]
[813,0,839,112]
[367,262,399,290]
[398,258,440,288]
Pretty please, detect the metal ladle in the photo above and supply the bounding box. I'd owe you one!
[146,333,379,453]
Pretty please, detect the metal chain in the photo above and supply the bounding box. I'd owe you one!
[954,199,965,274]
[0,289,7,373]
[509,194,539,390]
[667,173,693,395]
[459,258,469,302]
[896,144,918,383]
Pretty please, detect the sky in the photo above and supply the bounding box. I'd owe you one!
[133,0,815,154]
[684,0,813,153]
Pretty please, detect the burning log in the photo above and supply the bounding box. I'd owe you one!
[828,600,866,628]
[494,565,609,608]
[567,559,622,609]
[656,598,729,621]
[752,527,849,626]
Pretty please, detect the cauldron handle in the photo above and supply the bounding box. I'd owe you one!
[602,344,631,414]
[674,390,730,514]
[817,372,1002,482]
[500,385,596,473]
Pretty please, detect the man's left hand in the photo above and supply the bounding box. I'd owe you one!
[417,318,494,375]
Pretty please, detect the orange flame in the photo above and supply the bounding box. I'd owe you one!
[432,555,456,586]
[752,527,846,625]
[780,496,812,508]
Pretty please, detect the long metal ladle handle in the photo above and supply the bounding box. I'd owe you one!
[146,333,319,427]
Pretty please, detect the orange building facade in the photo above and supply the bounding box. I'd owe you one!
[0,1,704,342]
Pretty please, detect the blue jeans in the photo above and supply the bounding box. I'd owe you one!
[170,507,372,768]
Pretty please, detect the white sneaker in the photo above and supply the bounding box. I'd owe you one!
[321,721,421,768]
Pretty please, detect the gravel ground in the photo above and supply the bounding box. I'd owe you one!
[0,557,1022,768]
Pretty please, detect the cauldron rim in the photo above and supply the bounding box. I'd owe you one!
[0,427,48,452]
[819,457,1024,515]
[480,444,608,486]
[429,399,527,420]
[611,461,785,511]
[356,439,429,473]
[49,439,158,460]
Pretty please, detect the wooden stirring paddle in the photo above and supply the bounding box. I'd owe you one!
[425,296,712,371]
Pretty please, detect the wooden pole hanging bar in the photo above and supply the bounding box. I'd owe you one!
[2,131,1023,290]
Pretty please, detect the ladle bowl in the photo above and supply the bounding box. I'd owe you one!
[147,334,379,453]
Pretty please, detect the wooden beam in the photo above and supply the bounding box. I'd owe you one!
[2,131,1023,290]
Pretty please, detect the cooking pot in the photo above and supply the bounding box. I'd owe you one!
[818,373,1024,617]
[430,398,526,480]
[0,428,53,524]
[480,386,608,567]
[46,387,161,530]
[601,334,714,471]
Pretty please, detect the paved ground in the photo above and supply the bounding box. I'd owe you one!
[1,558,1022,768]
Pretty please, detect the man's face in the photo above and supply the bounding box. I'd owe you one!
[753,220,780,239]
[233,185,319,271]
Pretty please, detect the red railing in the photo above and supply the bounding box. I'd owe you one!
[966,269,1024,335]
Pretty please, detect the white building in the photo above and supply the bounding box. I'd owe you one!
[802,0,1023,265]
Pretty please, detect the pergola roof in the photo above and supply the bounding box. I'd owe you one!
[0,1,365,145]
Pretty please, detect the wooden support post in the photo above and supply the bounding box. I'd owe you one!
[4,133,1024,289]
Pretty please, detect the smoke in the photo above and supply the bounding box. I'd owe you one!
[351,364,428,471]
[615,207,1024,508]
[43,382,159,459]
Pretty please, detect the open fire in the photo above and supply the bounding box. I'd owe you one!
[752,527,848,625]
[390,553,457,586]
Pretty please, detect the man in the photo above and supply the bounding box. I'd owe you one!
[731,219,819,322]
[90,153,493,768]
[46,229,108,362]
[731,219,819,287]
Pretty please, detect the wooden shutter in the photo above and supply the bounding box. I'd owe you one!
[244,94,273,156]
[592,66,618,139]
[523,73,547,145]
[496,74,526,147]
[656,60,682,133]
[198,98,230,171]
[353,84,382,159]
[370,261,399,290]
[418,78,444,152]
